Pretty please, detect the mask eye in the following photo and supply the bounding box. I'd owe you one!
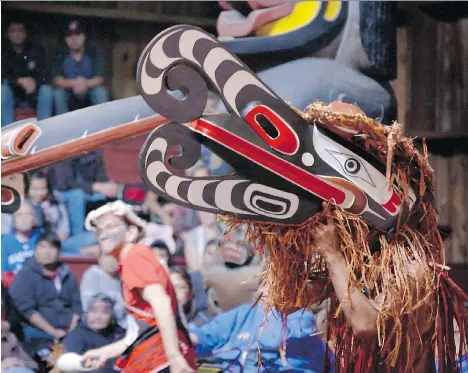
[328,151,375,187]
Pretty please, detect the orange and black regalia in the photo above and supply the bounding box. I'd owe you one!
[115,244,196,373]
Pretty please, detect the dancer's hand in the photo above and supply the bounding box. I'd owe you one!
[82,348,108,370]
[315,203,341,262]
[169,354,194,373]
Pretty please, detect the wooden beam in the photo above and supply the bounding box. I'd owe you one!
[408,131,468,156]
[1,115,171,178]
[4,2,217,27]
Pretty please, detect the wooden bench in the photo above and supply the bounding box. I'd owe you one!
[15,108,36,121]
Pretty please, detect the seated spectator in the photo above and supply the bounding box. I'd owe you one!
[26,171,70,241]
[47,150,120,253]
[189,282,326,373]
[170,266,211,329]
[63,294,125,373]
[202,239,217,274]
[1,200,42,274]
[150,240,174,269]
[80,255,127,329]
[1,318,38,373]
[51,20,109,115]
[1,20,53,127]
[9,232,82,354]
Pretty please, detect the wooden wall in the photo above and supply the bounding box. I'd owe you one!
[398,9,468,264]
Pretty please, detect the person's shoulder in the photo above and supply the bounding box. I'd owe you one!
[1,233,15,245]
[84,44,102,58]
[81,265,101,280]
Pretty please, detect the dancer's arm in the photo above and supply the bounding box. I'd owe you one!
[314,211,378,338]
[143,284,194,372]
[142,284,183,359]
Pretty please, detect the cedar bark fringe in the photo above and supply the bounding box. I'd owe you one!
[219,103,468,373]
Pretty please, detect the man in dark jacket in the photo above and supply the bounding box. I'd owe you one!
[1,20,53,126]
[9,232,82,354]
[51,20,109,114]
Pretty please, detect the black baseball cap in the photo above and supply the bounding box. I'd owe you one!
[67,20,84,36]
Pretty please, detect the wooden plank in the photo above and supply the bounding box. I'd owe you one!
[4,2,217,27]
[393,27,408,127]
[431,154,451,228]
[112,25,139,100]
[446,154,468,263]
[405,10,438,132]
[435,21,463,133]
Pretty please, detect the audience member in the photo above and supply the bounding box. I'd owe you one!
[63,294,125,373]
[1,319,38,373]
[51,20,109,114]
[189,282,326,373]
[26,171,70,241]
[9,232,82,353]
[80,255,127,329]
[1,201,42,274]
[1,20,53,127]
[170,266,211,328]
[202,240,217,274]
[151,240,173,269]
[47,150,120,253]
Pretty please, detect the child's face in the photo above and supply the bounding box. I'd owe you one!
[14,203,36,233]
[35,239,60,266]
[28,178,49,204]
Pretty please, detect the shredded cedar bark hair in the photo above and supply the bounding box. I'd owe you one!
[219,103,468,373]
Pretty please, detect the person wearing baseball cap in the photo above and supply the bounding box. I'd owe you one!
[51,20,109,115]
[81,201,196,373]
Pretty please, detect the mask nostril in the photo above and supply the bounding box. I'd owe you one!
[255,113,279,139]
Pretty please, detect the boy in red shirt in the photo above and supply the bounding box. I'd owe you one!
[81,201,195,373]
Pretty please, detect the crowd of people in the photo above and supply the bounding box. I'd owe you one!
[2,19,108,127]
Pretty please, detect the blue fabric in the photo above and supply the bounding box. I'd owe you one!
[63,322,125,373]
[52,44,105,81]
[435,355,468,373]
[1,82,53,126]
[6,368,36,373]
[62,55,94,80]
[59,189,106,236]
[1,230,42,273]
[9,257,82,339]
[190,303,325,373]
[54,86,109,115]
[2,81,14,126]
[62,231,98,255]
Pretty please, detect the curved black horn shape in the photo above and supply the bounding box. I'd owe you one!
[136,25,308,138]
[139,123,314,224]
